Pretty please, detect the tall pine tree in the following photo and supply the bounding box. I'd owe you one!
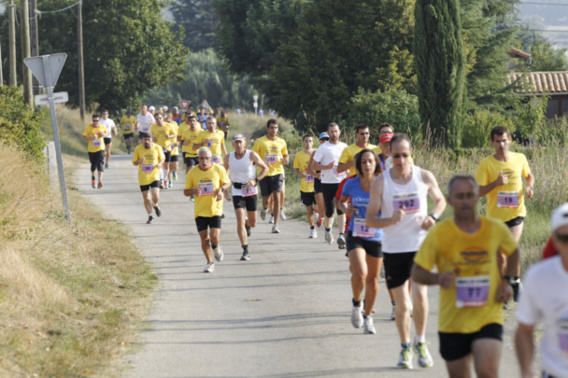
[415,0,467,148]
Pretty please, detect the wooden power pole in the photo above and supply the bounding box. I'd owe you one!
[29,0,40,94]
[20,0,33,106]
[77,0,86,120]
[9,0,17,86]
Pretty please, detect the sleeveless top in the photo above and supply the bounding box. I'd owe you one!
[381,165,428,253]
[229,150,256,196]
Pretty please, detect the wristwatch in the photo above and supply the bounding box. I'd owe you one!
[429,212,440,222]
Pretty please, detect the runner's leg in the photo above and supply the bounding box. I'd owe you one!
[411,280,429,339]
[364,255,382,317]
[391,282,412,344]
[348,249,367,304]
[199,229,213,263]
[445,354,473,378]
[235,207,247,246]
[472,338,501,378]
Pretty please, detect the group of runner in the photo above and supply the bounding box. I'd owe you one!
[83,109,567,377]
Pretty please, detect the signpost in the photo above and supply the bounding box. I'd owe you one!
[253,95,259,116]
[24,53,71,222]
[179,100,191,111]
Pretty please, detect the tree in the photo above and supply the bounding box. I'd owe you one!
[415,0,467,148]
[170,0,218,51]
[527,42,568,71]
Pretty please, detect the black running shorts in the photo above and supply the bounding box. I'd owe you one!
[383,251,416,289]
[439,323,503,361]
[140,180,160,192]
[195,216,222,232]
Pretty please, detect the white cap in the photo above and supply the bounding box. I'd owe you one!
[162,105,169,111]
[550,203,568,232]
[149,106,155,111]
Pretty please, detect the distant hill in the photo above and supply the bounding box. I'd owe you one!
[518,0,568,48]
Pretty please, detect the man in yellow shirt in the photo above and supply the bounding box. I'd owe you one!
[132,132,165,224]
[294,134,317,238]
[184,147,231,273]
[412,174,519,378]
[120,109,137,154]
[252,119,289,234]
[165,114,180,187]
[192,117,227,165]
[82,114,108,189]
[474,125,534,301]
[337,124,376,176]
[181,115,202,174]
[150,113,176,189]
[216,110,230,140]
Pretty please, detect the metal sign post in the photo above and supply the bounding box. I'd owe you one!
[24,53,71,222]
[253,95,259,116]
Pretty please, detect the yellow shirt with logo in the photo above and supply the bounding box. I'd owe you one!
[252,136,288,176]
[216,116,230,133]
[181,128,203,157]
[194,130,225,162]
[120,115,137,135]
[83,124,108,153]
[339,143,378,176]
[168,122,179,156]
[132,144,165,186]
[293,150,315,193]
[475,152,531,222]
[150,123,176,151]
[184,164,230,218]
[414,216,517,333]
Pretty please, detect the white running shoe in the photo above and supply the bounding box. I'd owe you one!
[203,262,215,273]
[390,305,396,321]
[397,346,413,369]
[280,209,287,220]
[325,232,334,244]
[269,215,274,224]
[260,208,267,221]
[351,305,363,328]
[309,229,317,238]
[413,341,434,368]
[363,316,376,334]
[213,247,224,262]
[272,224,280,234]
[337,234,346,249]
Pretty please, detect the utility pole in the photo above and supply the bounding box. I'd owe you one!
[20,0,33,106]
[9,0,17,86]
[77,0,86,120]
[30,0,40,94]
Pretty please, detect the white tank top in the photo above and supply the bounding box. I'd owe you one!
[229,150,256,196]
[381,165,428,253]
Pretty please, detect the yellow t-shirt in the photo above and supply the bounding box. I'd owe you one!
[194,130,225,163]
[150,123,176,150]
[339,143,377,176]
[474,152,531,222]
[184,164,230,218]
[181,128,202,157]
[414,216,517,333]
[293,150,315,193]
[216,116,230,132]
[132,144,165,186]
[252,136,288,176]
[178,122,190,139]
[120,115,137,135]
[83,124,108,153]
[168,122,179,156]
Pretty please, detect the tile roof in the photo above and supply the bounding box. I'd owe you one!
[508,72,568,95]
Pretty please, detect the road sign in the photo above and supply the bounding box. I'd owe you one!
[35,91,68,106]
[24,53,67,88]
[179,100,191,110]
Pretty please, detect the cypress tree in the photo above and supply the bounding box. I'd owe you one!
[415,0,467,148]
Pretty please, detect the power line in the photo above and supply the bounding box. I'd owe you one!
[521,2,568,6]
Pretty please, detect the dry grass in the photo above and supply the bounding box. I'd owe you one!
[0,143,156,376]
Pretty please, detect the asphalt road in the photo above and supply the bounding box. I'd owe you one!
[77,154,522,377]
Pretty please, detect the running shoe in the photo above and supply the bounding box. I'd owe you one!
[221,213,225,219]
[91,180,96,189]
[351,305,363,328]
[390,305,396,321]
[413,341,434,368]
[190,195,194,202]
[337,234,346,249]
[240,251,250,261]
[203,262,215,273]
[280,209,287,220]
[105,163,109,169]
[325,232,334,244]
[272,224,280,234]
[159,180,165,189]
[309,229,317,238]
[246,224,252,237]
[173,172,177,181]
[363,316,376,334]
[397,346,413,369]
[97,181,103,189]
[146,215,153,224]
[168,181,172,188]
[269,215,274,224]
[260,208,267,221]
[316,217,323,228]
[213,247,224,262]
[380,264,385,278]
[510,277,522,302]
[153,206,161,217]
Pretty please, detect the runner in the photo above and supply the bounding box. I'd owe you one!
[197,107,208,130]
[132,132,165,224]
[136,104,155,135]
[337,124,376,176]
[376,123,394,169]
[100,110,117,169]
[150,113,176,189]
[474,125,534,301]
[307,132,330,228]
[412,174,519,376]
[148,106,156,116]
[82,114,108,189]
[120,109,137,154]
[223,134,269,260]
[311,122,348,247]
[171,106,182,124]
[181,115,202,175]
[184,147,231,273]
[366,133,446,369]
[294,134,317,238]
[216,110,231,140]
[337,149,384,334]
[165,113,180,187]
[515,202,568,378]
[192,117,227,166]
[251,119,289,234]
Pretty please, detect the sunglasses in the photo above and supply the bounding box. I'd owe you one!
[380,130,393,135]
[156,117,163,120]
[554,233,568,244]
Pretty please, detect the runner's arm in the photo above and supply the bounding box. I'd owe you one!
[411,263,441,286]
[282,154,289,165]
[336,160,354,174]
[306,151,318,177]
[221,142,228,156]
[223,154,230,172]
[294,168,305,178]
[251,152,269,182]
[422,169,447,228]
[336,195,356,218]
[311,160,334,171]
[525,171,535,199]
[478,170,507,197]
[515,323,536,378]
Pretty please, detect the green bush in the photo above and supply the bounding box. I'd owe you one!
[0,86,46,162]
[461,110,515,148]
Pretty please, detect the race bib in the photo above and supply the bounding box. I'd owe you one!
[163,147,168,153]
[124,124,132,130]
[353,218,376,238]
[242,186,258,197]
[497,191,519,208]
[558,318,568,353]
[142,163,154,173]
[393,192,420,214]
[455,276,490,308]
[333,166,346,178]
[198,182,215,196]
[305,175,315,183]
[211,155,222,164]
[265,154,278,164]
[92,139,102,148]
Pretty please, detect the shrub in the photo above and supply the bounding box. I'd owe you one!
[461,110,515,148]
